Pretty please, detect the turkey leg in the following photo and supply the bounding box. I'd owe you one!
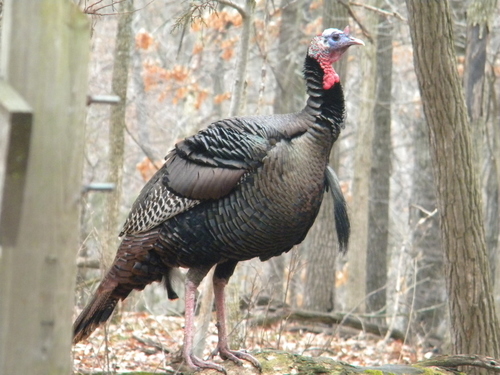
[182,267,226,373]
[212,262,262,370]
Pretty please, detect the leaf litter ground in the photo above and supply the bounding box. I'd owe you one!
[73,312,425,374]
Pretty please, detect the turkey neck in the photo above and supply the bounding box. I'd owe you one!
[302,55,345,146]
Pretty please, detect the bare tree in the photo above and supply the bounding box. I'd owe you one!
[406,0,500,370]
[264,0,305,306]
[104,0,134,267]
[228,0,255,116]
[345,0,379,313]
[408,119,446,346]
[366,11,393,318]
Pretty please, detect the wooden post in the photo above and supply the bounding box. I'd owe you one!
[0,0,89,374]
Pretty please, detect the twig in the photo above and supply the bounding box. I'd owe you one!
[76,277,101,290]
[411,203,437,218]
[217,0,247,18]
[132,334,171,353]
[350,1,407,22]
[83,0,156,16]
[418,355,500,372]
[172,0,218,32]
[337,0,374,44]
[84,0,125,15]
[76,257,101,269]
[124,123,163,169]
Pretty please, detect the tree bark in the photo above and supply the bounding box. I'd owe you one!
[265,0,305,305]
[104,0,133,267]
[345,0,379,313]
[406,0,500,369]
[228,0,255,117]
[408,119,446,343]
[366,11,392,318]
[463,0,498,285]
[272,0,304,115]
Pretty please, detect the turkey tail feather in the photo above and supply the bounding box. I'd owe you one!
[73,231,175,344]
[73,289,118,344]
[326,165,350,253]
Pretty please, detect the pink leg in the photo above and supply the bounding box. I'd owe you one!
[213,275,262,370]
[182,272,227,373]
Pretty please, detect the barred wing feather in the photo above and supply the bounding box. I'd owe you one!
[120,122,272,236]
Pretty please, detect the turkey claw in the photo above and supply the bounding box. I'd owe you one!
[185,353,227,374]
[214,347,262,372]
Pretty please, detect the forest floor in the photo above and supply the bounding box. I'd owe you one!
[73,311,428,374]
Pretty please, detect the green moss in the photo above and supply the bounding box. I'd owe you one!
[256,350,295,373]
[412,364,462,375]
[294,356,330,374]
[362,369,387,375]
[255,350,336,374]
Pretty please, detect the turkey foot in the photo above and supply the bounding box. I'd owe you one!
[183,274,229,373]
[185,352,227,374]
[212,272,262,371]
[213,344,262,370]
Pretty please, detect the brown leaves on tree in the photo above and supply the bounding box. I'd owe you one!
[136,158,164,182]
[135,8,245,111]
[142,62,209,109]
[135,30,156,51]
[191,10,242,32]
[214,92,232,105]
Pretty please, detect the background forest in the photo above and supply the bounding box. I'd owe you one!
[1,0,500,374]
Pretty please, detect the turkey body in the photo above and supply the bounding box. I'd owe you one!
[74,28,362,374]
[160,114,334,267]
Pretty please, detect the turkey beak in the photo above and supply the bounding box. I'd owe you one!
[347,36,365,46]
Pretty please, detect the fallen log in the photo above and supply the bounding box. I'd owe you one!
[74,351,500,375]
[246,308,406,341]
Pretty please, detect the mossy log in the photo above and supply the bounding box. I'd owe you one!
[74,352,500,375]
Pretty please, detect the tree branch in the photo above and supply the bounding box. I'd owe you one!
[76,257,101,269]
[337,0,374,44]
[350,1,407,22]
[246,308,406,341]
[418,355,500,373]
[217,0,247,18]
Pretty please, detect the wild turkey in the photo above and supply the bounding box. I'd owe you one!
[73,27,363,373]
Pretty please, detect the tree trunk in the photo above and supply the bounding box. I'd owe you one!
[265,0,305,306]
[408,118,446,344]
[345,0,379,313]
[463,0,498,284]
[366,12,392,318]
[406,0,500,370]
[228,0,255,117]
[104,0,134,267]
[0,1,89,373]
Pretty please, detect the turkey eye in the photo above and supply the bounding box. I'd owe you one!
[331,34,340,41]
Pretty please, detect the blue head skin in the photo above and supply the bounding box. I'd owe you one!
[308,26,364,89]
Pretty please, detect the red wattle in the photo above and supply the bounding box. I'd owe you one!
[323,71,340,90]
[319,59,339,90]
